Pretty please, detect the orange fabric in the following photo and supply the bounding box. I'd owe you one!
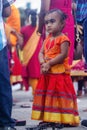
[23,27,41,65]
[6,5,20,32]
[29,78,39,95]
[5,5,21,45]
[32,74,80,125]
[10,75,22,85]
[5,24,17,45]
[34,95,78,110]
[44,34,71,73]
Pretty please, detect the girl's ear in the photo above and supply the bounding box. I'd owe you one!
[61,21,66,30]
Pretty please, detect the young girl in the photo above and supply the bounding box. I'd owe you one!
[31,9,80,129]
[38,0,75,65]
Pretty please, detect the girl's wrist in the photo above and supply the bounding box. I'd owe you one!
[40,59,45,64]
[48,60,52,66]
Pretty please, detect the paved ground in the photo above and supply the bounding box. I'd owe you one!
[12,86,87,130]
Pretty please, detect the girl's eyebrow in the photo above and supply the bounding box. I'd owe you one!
[44,19,56,24]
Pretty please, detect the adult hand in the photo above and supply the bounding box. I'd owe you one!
[77,24,83,35]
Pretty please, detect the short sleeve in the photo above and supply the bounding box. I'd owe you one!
[3,0,16,8]
[56,34,71,46]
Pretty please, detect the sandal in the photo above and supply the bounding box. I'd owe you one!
[20,104,31,108]
[63,124,77,127]
[13,119,26,126]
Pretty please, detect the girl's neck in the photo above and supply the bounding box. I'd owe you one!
[51,32,62,38]
[52,32,62,37]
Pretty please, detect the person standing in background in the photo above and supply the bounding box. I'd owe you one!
[0,0,16,130]
[75,0,87,72]
[13,10,42,94]
[38,0,75,65]
[75,0,87,128]
[5,5,23,87]
[20,10,42,93]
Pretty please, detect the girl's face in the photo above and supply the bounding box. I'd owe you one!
[44,12,64,36]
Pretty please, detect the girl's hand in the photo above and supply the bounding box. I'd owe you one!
[39,59,45,65]
[41,62,51,73]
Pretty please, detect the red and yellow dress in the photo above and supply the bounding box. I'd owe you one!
[31,34,80,126]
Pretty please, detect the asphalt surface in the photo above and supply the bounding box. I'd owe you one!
[12,85,87,130]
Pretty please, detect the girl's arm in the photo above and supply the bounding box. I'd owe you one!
[49,41,69,66]
[38,43,45,65]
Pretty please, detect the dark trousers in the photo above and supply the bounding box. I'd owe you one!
[83,18,87,63]
[77,18,87,63]
[0,46,15,127]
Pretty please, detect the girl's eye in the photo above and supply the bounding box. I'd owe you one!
[50,19,56,23]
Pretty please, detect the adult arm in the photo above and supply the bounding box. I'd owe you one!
[11,29,24,49]
[72,0,83,35]
[2,5,11,17]
[38,0,51,34]
[2,0,16,17]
